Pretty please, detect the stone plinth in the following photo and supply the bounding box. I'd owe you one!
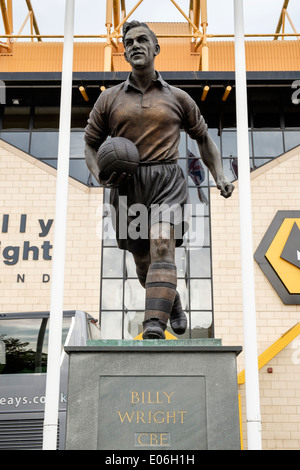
[65,339,242,450]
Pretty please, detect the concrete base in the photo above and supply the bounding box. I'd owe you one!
[65,339,242,450]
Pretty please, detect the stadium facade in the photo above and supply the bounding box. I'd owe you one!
[1,0,300,450]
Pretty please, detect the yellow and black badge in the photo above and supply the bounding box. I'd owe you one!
[254,211,300,304]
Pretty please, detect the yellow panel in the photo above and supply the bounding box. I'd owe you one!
[238,322,300,385]
[265,218,300,294]
[0,24,299,73]
[134,330,178,340]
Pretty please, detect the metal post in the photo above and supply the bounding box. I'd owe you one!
[233,0,262,450]
[42,0,75,450]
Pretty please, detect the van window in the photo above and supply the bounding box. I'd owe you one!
[0,317,72,374]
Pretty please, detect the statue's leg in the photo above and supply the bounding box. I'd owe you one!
[133,232,187,337]
[141,222,177,339]
[170,290,187,335]
[132,251,150,288]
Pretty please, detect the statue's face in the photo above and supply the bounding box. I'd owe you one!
[124,26,160,69]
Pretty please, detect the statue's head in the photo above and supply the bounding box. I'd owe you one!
[122,21,160,68]
[122,21,158,46]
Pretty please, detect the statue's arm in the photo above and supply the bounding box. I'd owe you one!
[85,142,100,184]
[197,132,234,198]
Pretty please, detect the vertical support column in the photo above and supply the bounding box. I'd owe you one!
[113,0,120,31]
[104,0,113,71]
[7,0,12,32]
[0,0,12,51]
[29,11,33,42]
[233,0,262,450]
[200,0,208,71]
[42,0,75,450]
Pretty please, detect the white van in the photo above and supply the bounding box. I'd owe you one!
[0,310,101,450]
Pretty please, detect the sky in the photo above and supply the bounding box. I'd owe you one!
[0,0,300,41]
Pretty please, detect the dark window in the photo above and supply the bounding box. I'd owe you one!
[33,107,60,129]
[0,317,71,374]
[252,93,281,128]
[283,93,300,128]
[71,107,92,129]
[2,107,31,130]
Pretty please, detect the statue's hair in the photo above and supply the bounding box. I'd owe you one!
[122,21,158,45]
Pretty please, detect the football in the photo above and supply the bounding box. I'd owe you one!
[97,137,140,181]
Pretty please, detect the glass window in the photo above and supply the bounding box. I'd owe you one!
[0,317,71,374]
[184,217,210,248]
[30,131,59,158]
[33,107,59,129]
[70,131,85,157]
[125,251,138,278]
[69,159,90,184]
[221,130,252,158]
[41,159,57,170]
[253,131,284,157]
[178,158,187,176]
[2,107,31,130]
[101,280,123,310]
[188,187,209,215]
[208,128,221,150]
[190,311,213,338]
[125,310,144,339]
[190,279,212,310]
[222,156,254,181]
[102,214,118,247]
[100,311,123,339]
[187,135,200,157]
[178,130,187,157]
[175,247,187,278]
[88,174,100,187]
[0,131,30,153]
[124,279,145,310]
[177,279,188,310]
[284,131,300,152]
[187,155,208,187]
[254,157,273,169]
[222,157,239,181]
[189,247,211,278]
[102,248,123,278]
[222,130,237,157]
[187,135,214,186]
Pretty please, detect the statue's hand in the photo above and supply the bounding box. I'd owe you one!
[99,171,132,188]
[217,179,235,198]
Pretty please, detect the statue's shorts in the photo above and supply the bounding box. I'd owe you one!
[109,162,190,254]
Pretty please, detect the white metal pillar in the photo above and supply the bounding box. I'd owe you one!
[233,0,262,450]
[43,0,75,450]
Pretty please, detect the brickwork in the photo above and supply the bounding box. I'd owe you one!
[210,145,300,450]
[0,140,103,319]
